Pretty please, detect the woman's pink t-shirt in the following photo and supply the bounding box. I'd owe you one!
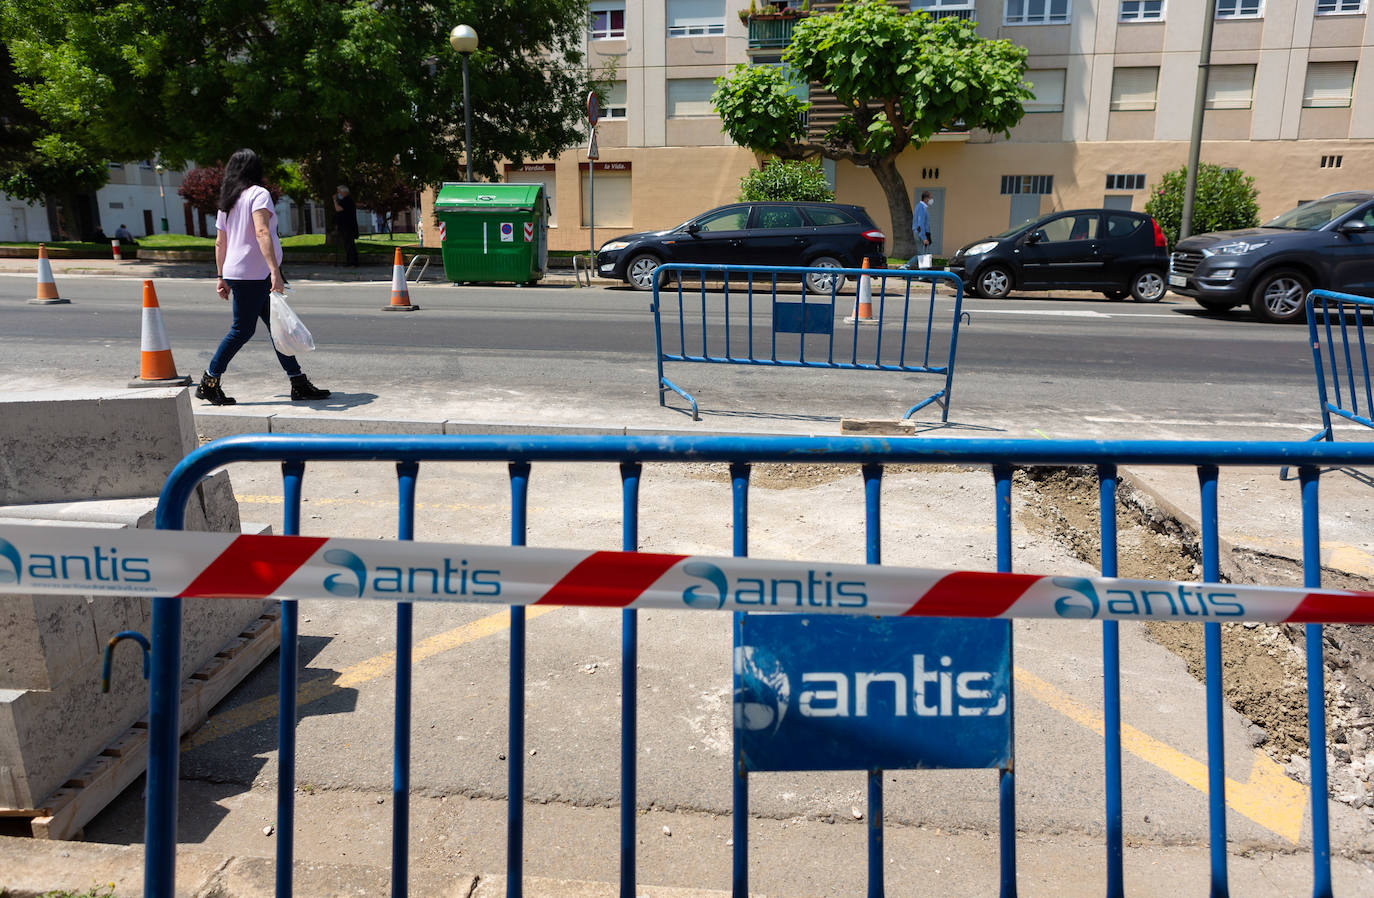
[216,185,282,280]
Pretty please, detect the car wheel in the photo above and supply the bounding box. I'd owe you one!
[1194,298,1238,313]
[1130,269,1166,303]
[974,265,1013,299]
[804,256,846,293]
[1101,290,1128,301]
[626,253,662,292]
[1249,269,1311,323]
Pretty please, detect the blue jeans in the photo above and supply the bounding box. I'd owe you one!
[208,276,301,378]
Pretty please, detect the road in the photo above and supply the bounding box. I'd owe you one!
[0,272,1321,438]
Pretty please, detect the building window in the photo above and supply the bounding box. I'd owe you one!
[1105,174,1146,191]
[912,0,977,19]
[1320,154,1345,168]
[1303,61,1356,107]
[107,162,124,170]
[1215,0,1262,17]
[1110,67,1159,111]
[1205,64,1255,109]
[1001,174,1054,195]
[666,78,718,117]
[1004,0,1070,25]
[1119,0,1164,20]
[590,1,625,40]
[667,0,725,36]
[601,81,628,119]
[1024,69,1065,112]
[581,164,632,227]
[108,201,125,209]
[1316,0,1364,13]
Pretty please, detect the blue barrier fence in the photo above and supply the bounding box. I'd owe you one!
[144,434,1374,898]
[1307,289,1374,440]
[651,263,966,421]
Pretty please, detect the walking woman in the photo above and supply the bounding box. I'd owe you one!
[197,148,329,405]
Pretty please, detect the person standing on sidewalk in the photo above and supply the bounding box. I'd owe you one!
[904,190,934,269]
[198,148,329,406]
[333,184,359,267]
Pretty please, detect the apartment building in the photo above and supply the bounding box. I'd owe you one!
[458,0,1373,256]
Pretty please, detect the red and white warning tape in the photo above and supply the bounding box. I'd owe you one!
[0,523,1370,623]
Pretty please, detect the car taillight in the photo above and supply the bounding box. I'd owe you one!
[862,229,885,243]
[1152,218,1167,248]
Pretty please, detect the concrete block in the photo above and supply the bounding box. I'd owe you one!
[0,594,98,692]
[0,388,197,505]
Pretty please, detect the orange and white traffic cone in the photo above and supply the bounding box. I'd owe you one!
[111,239,122,261]
[844,258,877,325]
[30,243,69,305]
[383,247,418,311]
[129,280,192,387]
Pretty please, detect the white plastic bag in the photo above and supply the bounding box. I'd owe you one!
[269,291,315,355]
[916,252,933,270]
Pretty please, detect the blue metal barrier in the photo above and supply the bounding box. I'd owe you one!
[1307,289,1374,441]
[651,264,966,422]
[145,434,1374,898]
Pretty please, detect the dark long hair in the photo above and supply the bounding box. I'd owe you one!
[218,148,264,213]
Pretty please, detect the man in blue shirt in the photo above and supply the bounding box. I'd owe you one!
[904,190,933,269]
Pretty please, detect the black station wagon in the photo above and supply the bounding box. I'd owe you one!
[594,202,887,291]
[947,209,1170,302]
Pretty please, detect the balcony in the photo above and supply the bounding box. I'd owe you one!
[747,15,801,50]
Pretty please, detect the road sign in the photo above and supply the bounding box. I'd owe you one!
[500,222,514,242]
[523,222,534,242]
[735,614,1011,772]
[587,130,600,161]
[586,91,600,126]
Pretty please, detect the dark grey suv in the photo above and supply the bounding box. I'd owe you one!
[1168,192,1374,323]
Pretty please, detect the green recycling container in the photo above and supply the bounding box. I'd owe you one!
[433,182,549,284]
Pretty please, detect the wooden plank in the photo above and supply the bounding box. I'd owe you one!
[6,606,282,839]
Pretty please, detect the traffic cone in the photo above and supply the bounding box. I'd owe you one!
[111,239,122,261]
[383,247,418,311]
[30,243,69,305]
[129,280,192,387]
[844,258,878,326]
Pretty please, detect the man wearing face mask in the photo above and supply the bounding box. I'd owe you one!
[904,190,934,270]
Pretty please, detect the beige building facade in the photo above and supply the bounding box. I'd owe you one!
[429,0,1373,256]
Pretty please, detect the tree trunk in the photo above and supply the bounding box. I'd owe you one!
[869,156,917,260]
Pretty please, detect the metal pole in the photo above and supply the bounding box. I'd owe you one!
[589,162,595,264]
[462,53,473,183]
[1180,0,1219,241]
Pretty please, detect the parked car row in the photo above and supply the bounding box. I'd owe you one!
[594,193,1374,323]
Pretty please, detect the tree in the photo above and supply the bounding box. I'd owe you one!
[1145,164,1259,247]
[712,1,1032,256]
[0,43,107,238]
[176,167,225,216]
[0,0,596,235]
[738,160,833,202]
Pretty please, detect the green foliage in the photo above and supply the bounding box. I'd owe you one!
[1144,164,1260,247]
[711,0,1032,254]
[35,883,118,898]
[712,65,807,152]
[0,42,107,202]
[738,159,833,202]
[0,0,595,205]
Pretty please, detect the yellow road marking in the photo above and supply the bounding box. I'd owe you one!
[182,605,559,752]
[1015,666,1307,843]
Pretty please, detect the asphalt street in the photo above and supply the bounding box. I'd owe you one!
[0,271,1322,438]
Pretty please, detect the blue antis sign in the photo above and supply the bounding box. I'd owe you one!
[734,614,1011,772]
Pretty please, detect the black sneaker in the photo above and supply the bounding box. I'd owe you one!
[290,374,331,401]
[195,372,236,406]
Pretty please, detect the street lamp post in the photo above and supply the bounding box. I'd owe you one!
[449,25,479,183]
[154,163,169,233]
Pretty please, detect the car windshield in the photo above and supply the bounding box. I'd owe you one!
[1262,196,1368,230]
